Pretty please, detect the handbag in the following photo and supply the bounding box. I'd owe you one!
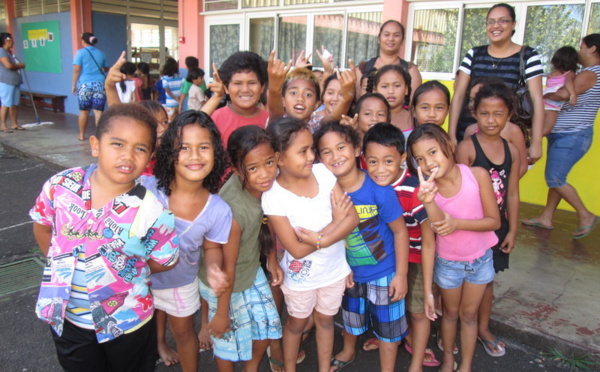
[512,46,534,130]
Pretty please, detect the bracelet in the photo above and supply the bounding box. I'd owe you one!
[316,233,324,250]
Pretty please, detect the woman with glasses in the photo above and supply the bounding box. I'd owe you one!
[0,32,26,133]
[449,3,544,164]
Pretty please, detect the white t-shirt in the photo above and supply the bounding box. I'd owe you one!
[117,80,136,103]
[188,84,206,111]
[262,163,351,291]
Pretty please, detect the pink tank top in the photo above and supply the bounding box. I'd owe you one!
[434,164,498,261]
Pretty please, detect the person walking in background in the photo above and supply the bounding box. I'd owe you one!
[0,32,26,133]
[72,32,107,141]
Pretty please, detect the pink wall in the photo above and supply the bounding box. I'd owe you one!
[178,0,204,68]
[70,0,92,56]
[383,0,409,58]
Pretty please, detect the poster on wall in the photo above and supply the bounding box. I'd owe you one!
[21,21,61,73]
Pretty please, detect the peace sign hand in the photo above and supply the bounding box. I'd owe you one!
[416,166,439,204]
[207,63,225,97]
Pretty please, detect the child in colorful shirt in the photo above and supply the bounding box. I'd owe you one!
[30,104,179,371]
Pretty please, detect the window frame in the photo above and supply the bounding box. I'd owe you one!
[203,3,383,73]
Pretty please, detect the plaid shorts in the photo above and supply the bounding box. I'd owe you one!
[342,271,408,343]
[199,268,282,362]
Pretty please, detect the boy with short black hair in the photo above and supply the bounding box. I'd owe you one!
[185,67,206,111]
[362,122,440,371]
[211,51,269,147]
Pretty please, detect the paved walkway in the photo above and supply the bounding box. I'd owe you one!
[3,106,599,362]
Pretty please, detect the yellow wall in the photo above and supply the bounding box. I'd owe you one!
[436,79,599,215]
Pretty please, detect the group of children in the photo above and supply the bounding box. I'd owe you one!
[32,22,582,372]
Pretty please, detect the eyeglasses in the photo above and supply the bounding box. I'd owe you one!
[486,18,513,26]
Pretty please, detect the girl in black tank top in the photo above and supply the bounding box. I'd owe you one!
[455,81,521,357]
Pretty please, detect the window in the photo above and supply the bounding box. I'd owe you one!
[249,18,274,60]
[313,14,344,68]
[210,24,240,72]
[411,9,458,74]
[15,0,69,16]
[278,16,307,64]
[243,0,278,8]
[524,4,584,72]
[205,0,238,11]
[460,8,488,61]
[589,3,600,34]
[345,11,381,68]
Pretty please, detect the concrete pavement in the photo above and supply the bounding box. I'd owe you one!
[2,106,599,365]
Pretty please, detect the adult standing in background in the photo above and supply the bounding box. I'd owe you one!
[523,34,600,239]
[356,20,422,100]
[72,32,107,141]
[0,32,26,133]
[449,3,544,164]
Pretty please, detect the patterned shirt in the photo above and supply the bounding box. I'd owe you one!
[30,165,179,343]
[390,169,428,264]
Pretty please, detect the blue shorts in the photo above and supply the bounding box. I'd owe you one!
[77,81,106,111]
[434,249,494,289]
[545,127,593,188]
[199,268,282,362]
[342,271,408,343]
[0,82,20,107]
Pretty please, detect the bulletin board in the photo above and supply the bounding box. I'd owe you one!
[21,21,61,73]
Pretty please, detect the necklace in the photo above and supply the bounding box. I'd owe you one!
[491,56,503,69]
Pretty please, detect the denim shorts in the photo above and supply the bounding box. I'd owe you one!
[434,249,494,289]
[545,127,593,188]
[0,81,20,107]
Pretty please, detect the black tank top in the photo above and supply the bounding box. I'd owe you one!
[471,134,511,240]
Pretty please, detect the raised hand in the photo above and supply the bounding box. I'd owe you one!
[336,59,357,101]
[340,114,358,131]
[315,46,334,74]
[267,50,292,92]
[105,51,126,88]
[207,63,225,97]
[294,50,313,69]
[416,166,439,204]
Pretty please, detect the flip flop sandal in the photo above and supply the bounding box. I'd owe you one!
[522,218,554,230]
[362,337,380,351]
[437,330,458,355]
[404,341,441,367]
[330,356,355,371]
[572,216,600,239]
[0,129,13,133]
[478,337,506,357]
[11,126,26,131]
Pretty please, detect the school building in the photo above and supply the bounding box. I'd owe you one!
[0,0,598,213]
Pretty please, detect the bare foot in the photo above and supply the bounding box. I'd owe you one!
[157,341,179,366]
[198,327,213,351]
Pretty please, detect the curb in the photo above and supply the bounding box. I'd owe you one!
[490,317,600,363]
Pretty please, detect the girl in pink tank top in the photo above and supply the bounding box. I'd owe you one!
[406,124,500,372]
